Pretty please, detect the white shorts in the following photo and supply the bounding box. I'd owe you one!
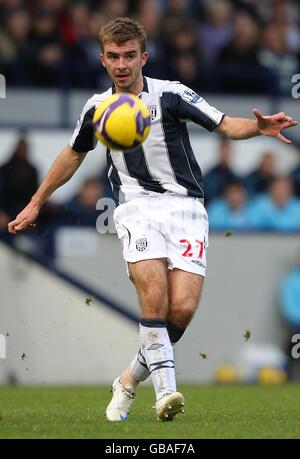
[114,195,209,277]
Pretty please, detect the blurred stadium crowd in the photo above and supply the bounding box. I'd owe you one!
[0,0,300,93]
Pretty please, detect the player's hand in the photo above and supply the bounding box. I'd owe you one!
[253,108,298,144]
[7,203,40,235]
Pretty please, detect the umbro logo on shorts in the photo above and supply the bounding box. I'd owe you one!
[191,259,205,268]
[136,238,148,252]
[147,343,164,351]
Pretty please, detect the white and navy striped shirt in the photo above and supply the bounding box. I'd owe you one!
[70,76,225,203]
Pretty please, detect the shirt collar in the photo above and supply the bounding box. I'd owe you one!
[111,76,149,95]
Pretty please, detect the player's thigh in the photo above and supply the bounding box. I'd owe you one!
[128,258,169,317]
[167,269,204,326]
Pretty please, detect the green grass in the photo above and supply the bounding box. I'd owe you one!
[0,384,300,439]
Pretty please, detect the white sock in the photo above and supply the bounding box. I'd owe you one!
[139,319,176,400]
[130,348,149,382]
[130,323,186,383]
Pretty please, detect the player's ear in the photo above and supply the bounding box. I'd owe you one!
[141,51,148,68]
[100,53,106,68]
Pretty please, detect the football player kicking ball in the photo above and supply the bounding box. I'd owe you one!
[8,18,298,422]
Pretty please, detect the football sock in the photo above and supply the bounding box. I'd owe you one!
[139,318,176,400]
[130,348,149,382]
[166,322,186,344]
[130,322,186,382]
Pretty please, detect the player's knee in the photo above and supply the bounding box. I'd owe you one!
[170,300,198,327]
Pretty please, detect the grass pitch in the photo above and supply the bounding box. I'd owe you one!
[0,384,300,439]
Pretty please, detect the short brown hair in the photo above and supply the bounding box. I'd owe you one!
[99,17,147,53]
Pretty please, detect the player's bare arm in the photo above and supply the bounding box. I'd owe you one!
[216,109,298,143]
[7,145,87,235]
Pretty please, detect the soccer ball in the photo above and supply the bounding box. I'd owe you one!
[93,93,151,151]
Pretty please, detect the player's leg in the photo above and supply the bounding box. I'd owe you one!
[106,197,190,421]
[165,196,208,330]
[128,258,169,319]
[105,258,173,421]
[167,269,204,328]
[152,196,208,419]
[115,269,204,421]
[153,269,203,420]
[122,269,204,383]
[128,259,178,395]
[127,258,185,420]
[120,260,168,388]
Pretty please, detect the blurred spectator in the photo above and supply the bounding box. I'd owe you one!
[136,0,166,78]
[0,0,25,22]
[29,0,67,15]
[62,2,96,88]
[163,0,194,28]
[172,53,200,89]
[260,0,300,53]
[68,1,90,41]
[249,176,300,231]
[26,7,64,86]
[218,12,266,93]
[0,9,31,85]
[64,177,103,225]
[100,0,129,21]
[272,0,300,52]
[198,0,233,64]
[290,159,300,198]
[204,137,238,204]
[164,19,201,78]
[207,181,251,231]
[257,23,299,94]
[0,135,38,219]
[280,252,300,380]
[243,151,276,197]
[80,11,107,87]
[229,0,260,19]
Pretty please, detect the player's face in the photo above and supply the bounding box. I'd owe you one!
[100,40,148,95]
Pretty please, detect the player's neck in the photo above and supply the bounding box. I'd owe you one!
[115,74,144,96]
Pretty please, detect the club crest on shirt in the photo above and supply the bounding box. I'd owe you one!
[148,105,157,121]
[136,237,148,252]
[182,89,202,104]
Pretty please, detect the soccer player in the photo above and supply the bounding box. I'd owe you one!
[8,18,298,422]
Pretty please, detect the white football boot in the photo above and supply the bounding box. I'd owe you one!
[155,391,185,421]
[105,376,136,421]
